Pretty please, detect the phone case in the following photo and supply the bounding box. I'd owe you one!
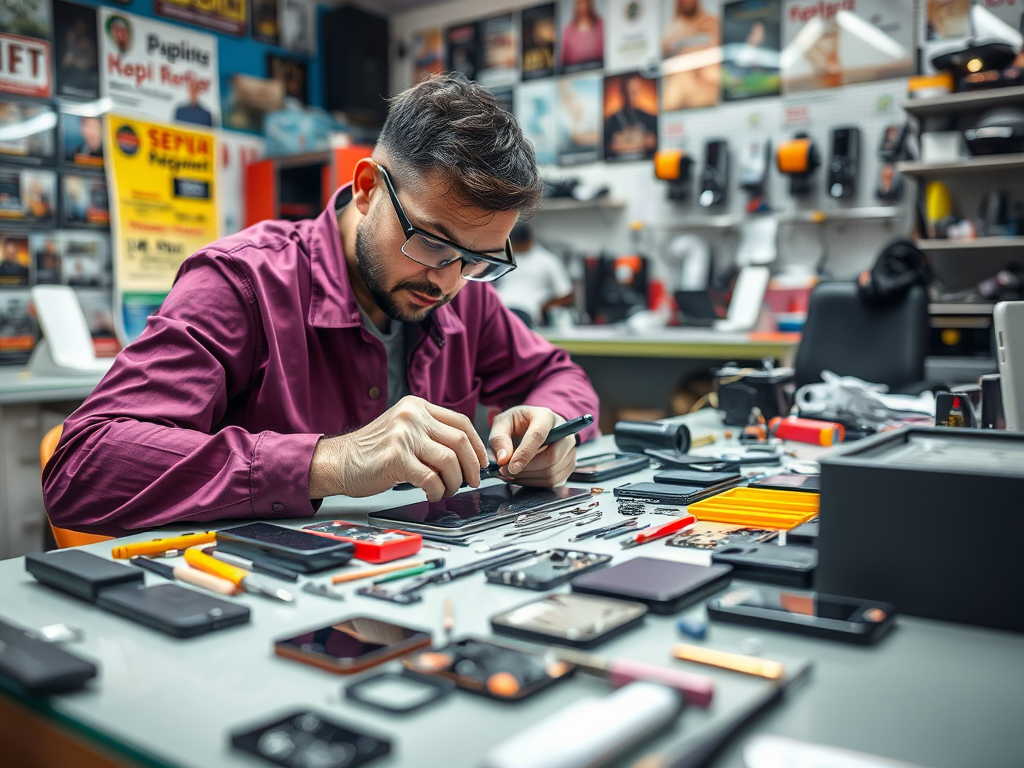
[95,583,250,638]
[403,637,575,700]
[569,453,650,483]
[995,301,1024,430]
[613,482,721,505]
[274,618,432,674]
[653,470,742,488]
[571,557,733,614]
[490,593,648,648]
[0,617,98,694]
[485,549,612,591]
[25,550,144,602]
[216,523,355,573]
[748,474,821,493]
[710,544,818,588]
[302,521,422,563]
[231,710,390,768]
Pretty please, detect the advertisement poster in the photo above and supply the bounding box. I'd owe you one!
[446,22,481,81]
[781,0,913,93]
[105,116,218,341]
[0,167,57,226]
[920,0,1023,73]
[490,86,514,113]
[280,0,316,55]
[411,29,444,82]
[75,288,121,356]
[522,3,558,80]
[0,33,52,99]
[0,233,30,286]
[99,8,221,128]
[61,112,105,168]
[30,233,61,284]
[0,291,35,365]
[559,0,605,73]
[252,0,279,44]
[267,54,308,105]
[721,0,781,101]
[0,99,56,166]
[219,131,264,235]
[516,79,559,164]
[605,0,661,74]
[662,0,722,111]
[557,73,602,164]
[156,0,247,36]
[54,1,100,100]
[603,72,659,161]
[479,13,517,87]
[27,231,113,287]
[0,0,50,40]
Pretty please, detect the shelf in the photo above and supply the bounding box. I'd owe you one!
[643,207,902,232]
[538,197,626,212]
[917,237,1024,253]
[902,86,1024,119]
[898,154,1024,177]
[929,303,995,315]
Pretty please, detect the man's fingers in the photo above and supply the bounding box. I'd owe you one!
[507,445,576,483]
[419,442,463,498]
[428,421,482,487]
[425,403,487,467]
[487,410,518,464]
[508,419,551,474]
[405,459,445,502]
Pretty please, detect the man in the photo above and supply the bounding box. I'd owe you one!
[0,238,29,284]
[44,73,600,536]
[495,223,574,327]
[604,74,658,161]
[66,116,104,165]
[174,79,215,128]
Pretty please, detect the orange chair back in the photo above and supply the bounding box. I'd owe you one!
[40,424,112,548]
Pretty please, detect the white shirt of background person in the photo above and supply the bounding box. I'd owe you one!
[495,234,574,326]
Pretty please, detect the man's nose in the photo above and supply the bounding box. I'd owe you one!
[427,261,464,296]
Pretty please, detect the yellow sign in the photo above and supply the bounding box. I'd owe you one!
[105,115,218,340]
[155,0,247,36]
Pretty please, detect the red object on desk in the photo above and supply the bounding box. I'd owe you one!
[770,416,845,446]
[622,514,697,548]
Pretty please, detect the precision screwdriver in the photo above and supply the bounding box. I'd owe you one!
[184,548,295,603]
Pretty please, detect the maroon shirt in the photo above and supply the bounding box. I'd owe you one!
[43,188,600,536]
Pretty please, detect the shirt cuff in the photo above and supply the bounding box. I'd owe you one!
[249,431,324,518]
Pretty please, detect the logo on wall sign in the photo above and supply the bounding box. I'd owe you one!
[106,15,133,54]
[115,125,140,156]
[625,0,643,21]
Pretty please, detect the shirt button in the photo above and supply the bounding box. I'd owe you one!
[368,386,381,398]
[271,502,285,513]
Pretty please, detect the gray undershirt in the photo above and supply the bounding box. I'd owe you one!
[358,306,410,409]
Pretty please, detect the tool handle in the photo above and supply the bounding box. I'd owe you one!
[634,514,697,544]
[184,547,247,587]
[332,560,427,584]
[173,566,241,596]
[671,644,785,680]
[608,658,715,708]
[112,531,216,559]
[544,413,594,445]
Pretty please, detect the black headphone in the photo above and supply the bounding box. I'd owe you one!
[857,238,930,306]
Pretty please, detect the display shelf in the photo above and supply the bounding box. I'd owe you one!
[537,197,626,212]
[897,154,1024,177]
[929,302,996,315]
[902,86,1024,119]
[645,207,901,232]
[916,236,1024,253]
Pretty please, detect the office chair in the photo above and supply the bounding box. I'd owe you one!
[794,281,930,392]
[40,424,112,548]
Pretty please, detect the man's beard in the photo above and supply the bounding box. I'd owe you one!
[354,217,452,324]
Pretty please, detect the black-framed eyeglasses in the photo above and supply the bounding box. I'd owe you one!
[377,164,517,282]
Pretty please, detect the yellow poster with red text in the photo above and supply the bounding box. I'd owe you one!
[105,115,218,342]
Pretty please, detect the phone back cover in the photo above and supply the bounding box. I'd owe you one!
[571,557,733,614]
[96,583,250,638]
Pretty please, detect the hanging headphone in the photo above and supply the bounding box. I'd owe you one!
[857,238,931,305]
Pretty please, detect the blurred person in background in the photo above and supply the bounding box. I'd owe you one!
[495,223,574,327]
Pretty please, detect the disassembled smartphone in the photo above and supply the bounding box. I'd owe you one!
[274,616,431,674]
[231,710,390,768]
[490,592,648,648]
[707,587,896,644]
[403,637,574,701]
[302,520,422,563]
[485,549,612,591]
[569,453,650,483]
[216,522,355,573]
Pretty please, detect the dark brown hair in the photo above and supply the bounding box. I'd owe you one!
[377,72,544,215]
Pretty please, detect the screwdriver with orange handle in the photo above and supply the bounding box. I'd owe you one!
[184,547,295,603]
[112,531,217,559]
[620,514,697,549]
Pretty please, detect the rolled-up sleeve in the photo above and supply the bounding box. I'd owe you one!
[42,252,322,536]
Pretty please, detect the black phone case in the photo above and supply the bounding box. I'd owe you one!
[653,470,742,487]
[569,453,650,482]
[485,549,612,590]
[748,474,821,493]
[95,583,250,638]
[707,593,896,644]
[0,617,98,694]
[613,482,721,505]
[571,557,733,614]
[232,710,390,768]
[217,523,355,573]
[711,544,818,588]
[25,550,144,602]
[787,519,820,545]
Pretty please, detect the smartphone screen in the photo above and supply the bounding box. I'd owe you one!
[833,130,849,157]
[220,523,340,551]
[305,522,408,544]
[277,617,429,662]
[720,588,861,621]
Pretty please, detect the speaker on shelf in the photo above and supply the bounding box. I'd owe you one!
[322,6,389,125]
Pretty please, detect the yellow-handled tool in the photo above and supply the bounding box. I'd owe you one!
[184,548,295,603]
[672,643,785,680]
[112,531,217,559]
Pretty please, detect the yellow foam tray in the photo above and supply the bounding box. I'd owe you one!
[688,487,819,530]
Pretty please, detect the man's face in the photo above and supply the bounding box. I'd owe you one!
[678,0,699,17]
[353,168,518,324]
[3,242,17,263]
[81,117,101,150]
[625,77,642,106]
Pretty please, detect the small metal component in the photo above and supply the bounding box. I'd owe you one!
[301,582,346,600]
[27,623,85,644]
[421,542,450,551]
[590,487,606,494]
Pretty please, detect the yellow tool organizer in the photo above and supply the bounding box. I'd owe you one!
[688,487,819,530]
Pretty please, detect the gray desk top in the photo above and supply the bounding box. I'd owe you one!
[0,368,101,405]
[1,418,1022,768]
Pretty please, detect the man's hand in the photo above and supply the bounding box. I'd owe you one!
[488,405,576,488]
[309,396,487,501]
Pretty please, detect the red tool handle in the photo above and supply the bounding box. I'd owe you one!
[633,514,696,545]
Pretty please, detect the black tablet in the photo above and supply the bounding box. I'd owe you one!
[368,484,591,534]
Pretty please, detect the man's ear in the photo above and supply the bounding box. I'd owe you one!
[351,158,378,215]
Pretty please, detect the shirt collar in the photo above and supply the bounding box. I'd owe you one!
[307,184,465,338]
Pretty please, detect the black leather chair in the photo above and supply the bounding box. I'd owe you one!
[794,281,930,392]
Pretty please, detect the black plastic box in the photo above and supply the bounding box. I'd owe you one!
[25,550,144,602]
[817,427,1024,633]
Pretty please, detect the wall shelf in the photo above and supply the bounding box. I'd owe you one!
[902,86,1024,119]
[643,207,902,232]
[898,154,1024,178]
[916,237,1024,253]
[537,197,626,212]
[929,302,996,315]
